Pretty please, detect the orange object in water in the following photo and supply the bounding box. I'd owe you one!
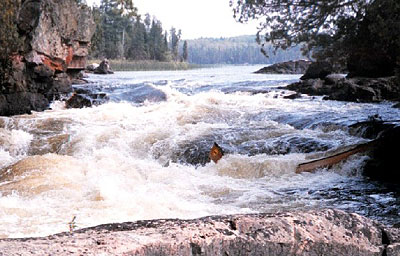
[209,143,224,163]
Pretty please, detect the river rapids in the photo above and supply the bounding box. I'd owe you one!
[0,65,399,238]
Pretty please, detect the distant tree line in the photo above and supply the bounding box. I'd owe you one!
[184,36,305,64]
[231,0,400,78]
[90,0,188,62]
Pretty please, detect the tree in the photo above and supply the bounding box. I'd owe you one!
[148,19,168,61]
[126,17,149,60]
[230,0,368,53]
[230,0,400,77]
[182,41,188,62]
[95,0,137,59]
[89,6,105,58]
[89,3,182,63]
[170,27,181,61]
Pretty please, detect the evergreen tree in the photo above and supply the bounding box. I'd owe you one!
[89,6,105,58]
[96,0,136,59]
[170,27,181,61]
[88,3,181,63]
[182,41,188,62]
[126,17,148,60]
[148,19,168,61]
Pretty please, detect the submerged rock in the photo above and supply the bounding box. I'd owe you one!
[255,60,312,74]
[0,209,398,255]
[283,92,302,99]
[0,0,95,116]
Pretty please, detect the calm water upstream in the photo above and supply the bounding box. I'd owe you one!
[0,65,399,238]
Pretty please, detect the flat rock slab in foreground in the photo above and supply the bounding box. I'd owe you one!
[0,209,399,256]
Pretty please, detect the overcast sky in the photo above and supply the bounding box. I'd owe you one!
[85,0,258,39]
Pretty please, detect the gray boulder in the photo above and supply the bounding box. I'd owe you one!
[0,209,398,255]
[94,59,114,74]
[287,76,400,103]
[255,60,312,74]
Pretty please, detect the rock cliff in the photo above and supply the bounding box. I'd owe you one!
[0,209,399,256]
[0,0,95,116]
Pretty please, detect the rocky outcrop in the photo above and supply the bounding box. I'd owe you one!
[86,63,99,72]
[0,0,95,116]
[0,209,398,255]
[255,60,312,74]
[300,61,333,80]
[363,125,400,183]
[287,76,400,103]
[65,88,109,109]
[94,59,114,74]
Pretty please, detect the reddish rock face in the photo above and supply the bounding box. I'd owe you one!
[0,209,398,255]
[0,0,95,116]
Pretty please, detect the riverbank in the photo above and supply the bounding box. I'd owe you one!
[1,66,400,241]
[0,209,398,255]
[88,59,202,71]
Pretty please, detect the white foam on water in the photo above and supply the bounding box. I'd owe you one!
[1,66,399,238]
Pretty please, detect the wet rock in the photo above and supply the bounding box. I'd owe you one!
[94,59,114,74]
[0,0,95,116]
[0,209,398,255]
[349,119,395,139]
[287,76,400,103]
[65,91,109,109]
[324,73,346,85]
[86,63,99,72]
[393,102,400,109]
[269,135,332,154]
[164,131,333,166]
[0,92,49,116]
[110,84,166,104]
[283,92,302,99]
[363,126,400,184]
[65,94,92,109]
[170,141,215,166]
[300,61,333,80]
[254,60,312,74]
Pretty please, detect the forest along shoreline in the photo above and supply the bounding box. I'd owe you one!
[0,0,400,255]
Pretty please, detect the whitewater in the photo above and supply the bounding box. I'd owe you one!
[0,65,399,238]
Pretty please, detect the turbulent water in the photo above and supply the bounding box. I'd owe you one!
[0,65,399,238]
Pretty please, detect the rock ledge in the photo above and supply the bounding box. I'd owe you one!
[0,209,399,256]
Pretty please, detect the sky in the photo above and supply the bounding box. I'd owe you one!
[85,0,259,39]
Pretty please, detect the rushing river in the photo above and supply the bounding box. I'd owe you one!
[0,65,399,238]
